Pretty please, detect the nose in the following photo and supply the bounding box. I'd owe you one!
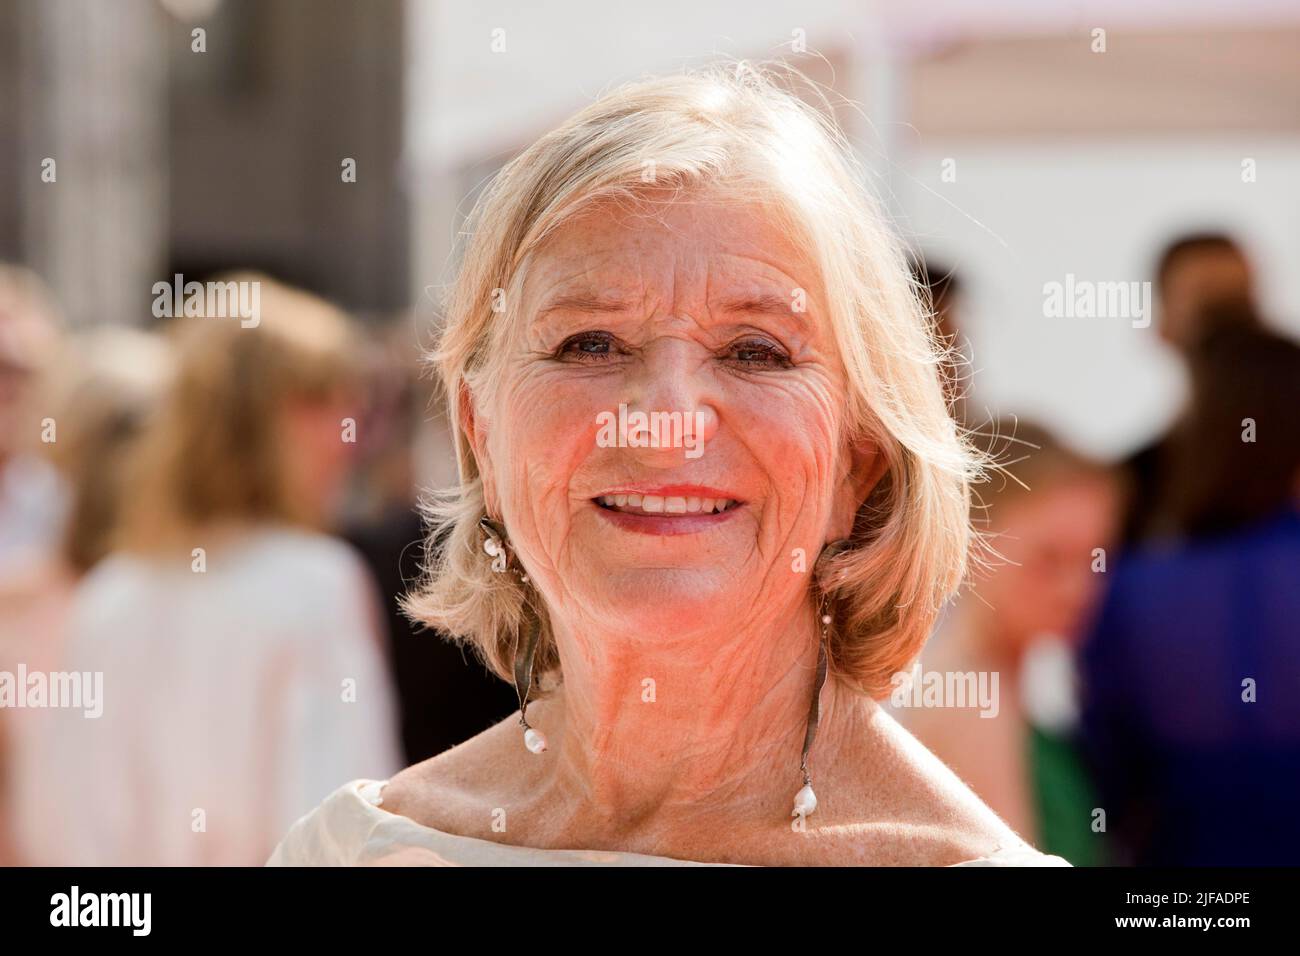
[619,338,719,466]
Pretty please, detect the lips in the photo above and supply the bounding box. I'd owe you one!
[594,493,739,516]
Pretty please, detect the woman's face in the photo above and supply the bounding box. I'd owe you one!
[981,477,1119,649]
[469,192,881,638]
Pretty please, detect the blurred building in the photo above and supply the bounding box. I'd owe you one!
[1,0,407,327]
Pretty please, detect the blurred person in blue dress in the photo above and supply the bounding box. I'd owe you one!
[1080,296,1300,865]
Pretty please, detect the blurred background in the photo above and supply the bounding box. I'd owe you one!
[0,0,1297,866]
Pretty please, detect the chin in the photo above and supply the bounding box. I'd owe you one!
[583,566,741,633]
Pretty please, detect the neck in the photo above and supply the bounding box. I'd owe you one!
[524,596,859,837]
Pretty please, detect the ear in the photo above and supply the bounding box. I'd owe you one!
[459,380,499,515]
[849,436,890,510]
[832,434,890,540]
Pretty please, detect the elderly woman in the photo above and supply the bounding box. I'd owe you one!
[270,65,1069,866]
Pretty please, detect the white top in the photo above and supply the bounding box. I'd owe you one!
[267,779,1073,867]
[0,454,68,582]
[14,526,405,866]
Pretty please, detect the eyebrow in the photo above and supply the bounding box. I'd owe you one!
[535,292,637,317]
[534,290,807,320]
[714,292,804,319]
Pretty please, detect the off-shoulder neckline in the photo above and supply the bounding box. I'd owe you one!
[343,779,1069,867]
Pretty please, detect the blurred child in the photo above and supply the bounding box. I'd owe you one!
[894,421,1121,864]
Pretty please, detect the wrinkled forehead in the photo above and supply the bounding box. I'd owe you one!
[516,190,826,322]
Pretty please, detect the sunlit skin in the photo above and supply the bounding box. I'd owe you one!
[381,192,1025,865]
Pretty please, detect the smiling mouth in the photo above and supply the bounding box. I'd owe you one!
[592,494,741,516]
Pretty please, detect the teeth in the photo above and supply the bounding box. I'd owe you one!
[596,494,737,514]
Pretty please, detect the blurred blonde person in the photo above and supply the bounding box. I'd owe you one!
[0,328,173,864]
[893,422,1120,863]
[27,277,402,866]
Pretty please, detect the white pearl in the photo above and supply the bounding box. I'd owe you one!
[792,783,817,817]
[524,728,548,754]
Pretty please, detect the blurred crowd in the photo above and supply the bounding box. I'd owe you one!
[900,234,1300,866]
[0,230,1297,865]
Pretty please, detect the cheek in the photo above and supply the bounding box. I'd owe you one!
[487,358,848,566]
[729,375,843,495]
[490,372,607,511]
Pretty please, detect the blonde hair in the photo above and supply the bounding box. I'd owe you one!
[405,63,983,700]
[973,418,1116,518]
[119,274,358,552]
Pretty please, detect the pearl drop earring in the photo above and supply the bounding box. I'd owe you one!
[796,538,852,821]
[514,602,546,754]
[792,608,830,819]
[479,515,546,754]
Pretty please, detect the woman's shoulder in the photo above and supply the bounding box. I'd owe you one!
[793,820,1069,866]
[376,718,528,837]
[295,704,1069,868]
[948,843,1072,866]
[268,769,1071,868]
[378,706,1056,867]
[818,700,1051,865]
